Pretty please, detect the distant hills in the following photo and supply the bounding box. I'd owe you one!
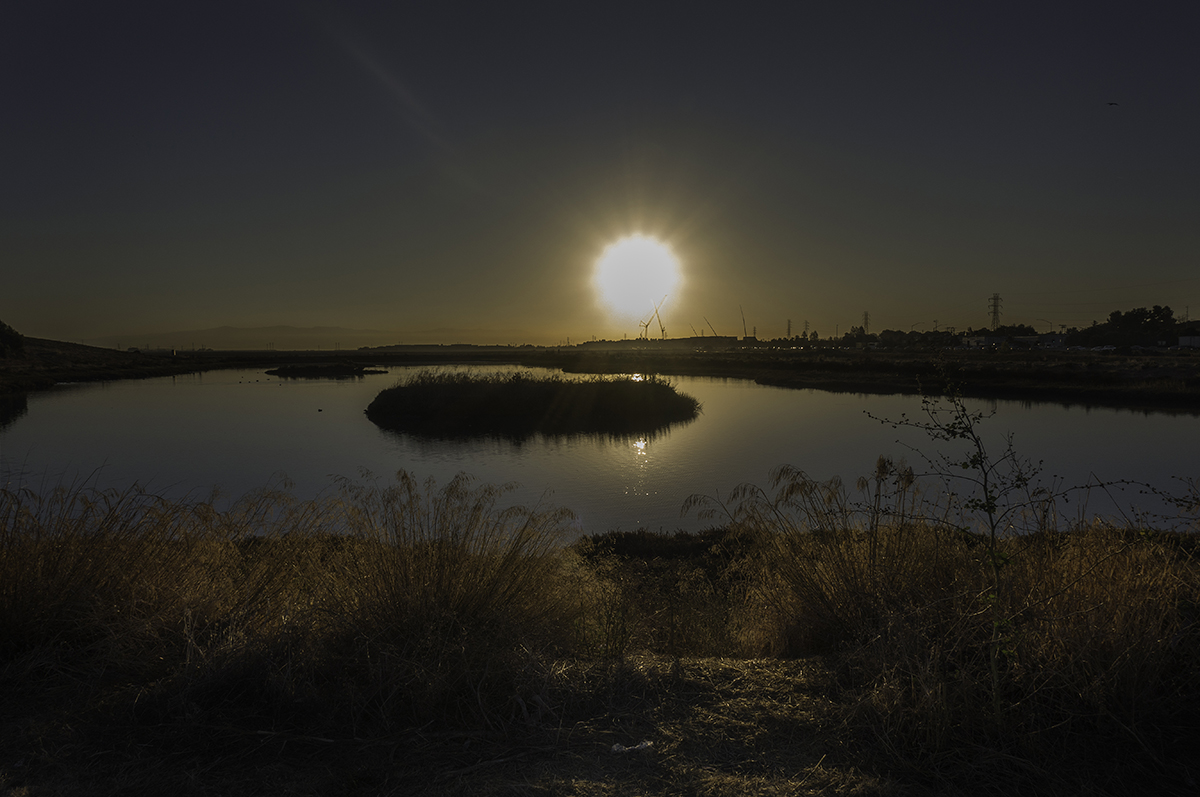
[82,326,542,351]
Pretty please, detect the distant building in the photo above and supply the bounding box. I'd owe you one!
[963,336,1007,348]
[1180,336,1200,348]
[964,334,1062,349]
[1038,333,1066,348]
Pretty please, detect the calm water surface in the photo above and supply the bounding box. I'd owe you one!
[2,366,1196,534]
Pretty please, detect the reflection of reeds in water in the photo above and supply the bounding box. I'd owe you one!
[365,370,700,440]
[397,419,684,455]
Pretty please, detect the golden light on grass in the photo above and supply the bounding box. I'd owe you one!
[592,234,682,320]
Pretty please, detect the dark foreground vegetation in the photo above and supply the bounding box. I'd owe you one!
[366,371,701,438]
[4,434,1199,794]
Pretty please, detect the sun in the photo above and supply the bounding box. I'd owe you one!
[592,235,682,321]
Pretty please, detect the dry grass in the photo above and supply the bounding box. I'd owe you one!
[0,475,582,783]
[691,460,1200,792]
[2,461,1199,795]
[568,528,758,659]
[0,475,891,796]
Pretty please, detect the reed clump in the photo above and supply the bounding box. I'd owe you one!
[691,458,1200,788]
[0,473,581,736]
[308,472,583,728]
[365,370,700,438]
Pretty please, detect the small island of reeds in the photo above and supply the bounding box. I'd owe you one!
[365,370,700,437]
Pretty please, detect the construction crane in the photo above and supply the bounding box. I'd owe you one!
[689,324,700,337]
[638,296,668,340]
[638,295,667,338]
[705,317,718,336]
[740,305,748,338]
[652,296,667,339]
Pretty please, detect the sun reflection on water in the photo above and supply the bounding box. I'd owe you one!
[623,436,658,503]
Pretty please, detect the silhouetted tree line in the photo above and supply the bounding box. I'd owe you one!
[1066,305,1196,348]
[0,320,24,358]
[762,306,1197,350]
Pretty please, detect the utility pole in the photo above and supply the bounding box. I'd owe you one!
[989,293,1003,331]
[787,319,792,338]
[803,320,810,336]
[862,311,870,335]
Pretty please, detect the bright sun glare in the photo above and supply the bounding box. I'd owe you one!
[593,235,682,321]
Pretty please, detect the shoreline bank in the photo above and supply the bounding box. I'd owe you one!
[3,337,1199,414]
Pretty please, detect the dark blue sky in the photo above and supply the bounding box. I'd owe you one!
[4,1,1198,344]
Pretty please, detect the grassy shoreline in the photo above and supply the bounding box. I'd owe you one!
[4,337,1200,413]
[3,469,1198,795]
[533,349,1200,412]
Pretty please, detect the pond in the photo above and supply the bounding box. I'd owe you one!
[1,365,1196,535]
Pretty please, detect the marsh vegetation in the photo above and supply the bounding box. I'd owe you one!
[3,415,1198,795]
[365,370,701,439]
